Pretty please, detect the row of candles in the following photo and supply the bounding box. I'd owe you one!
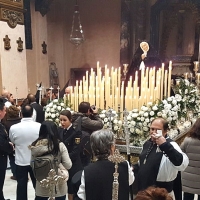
[37,60,200,112]
[63,61,173,112]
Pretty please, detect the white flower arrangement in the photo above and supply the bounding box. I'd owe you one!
[45,99,72,126]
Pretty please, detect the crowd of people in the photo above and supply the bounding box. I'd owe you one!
[0,88,199,200]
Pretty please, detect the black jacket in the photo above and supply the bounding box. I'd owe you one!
[72,112,103,135]
[0,123,13,169]
[58,126,83,178]
[31,102,45,123]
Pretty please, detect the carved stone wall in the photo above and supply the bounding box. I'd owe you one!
[0,0,24,28]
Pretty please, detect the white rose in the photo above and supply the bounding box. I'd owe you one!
[51,114,56,118]
[66,107,71,111]
[144,112,149,117]
[135,128,140,134]
[175,94,182,101]
[57,106,61,111]
[184,79,190,86]
[128,124,132,128]
[118,120,122,125]
[138,122,143,127]
[143,122,147,126]
[55,118,59,123]
[150,111,155,116]
[130,121,136,126]
[145,118,150,123]
[46,107,50,112]
[53,99,58,103]
[140,117,145,122]
[157,112,162,116]
[150,117,154,122]
[172,100,177,105]
[185,89,188,94]
[143,126,149,131]
[173,116,177,120]
[113,119,118,124]
[101,110,106,114]
[53,105,57,109]
[141,106,145,111]
[51,108,55,113]
[131,113,138,118]
[56,113,59,117]
[130,128,135,133]
[127,116,132,121]
[167,97,172,102]
[60,103,64,107]
[167,117,172,122]
[161,114,167,119]
[112,110,117,115]
[137,117,141,121]
[114,126,118,131]
[162,100,167,105]
[48,103,53,108]
[101,114,106,118]
[152,106,158,111]
[139,111,144,115]
[104,118,108,122]
[132,109,139,113]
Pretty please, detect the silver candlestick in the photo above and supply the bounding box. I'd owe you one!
[123,108,130,155]
[105,107,116,131]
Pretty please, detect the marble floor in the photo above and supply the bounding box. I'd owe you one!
[3,169,198,200]
[3,169,35,200]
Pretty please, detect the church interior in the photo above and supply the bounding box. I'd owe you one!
[1,1,200,200]
[0,0,199,99]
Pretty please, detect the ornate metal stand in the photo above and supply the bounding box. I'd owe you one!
[40,169,64,200]
[108,149,125,200]
[106,107,116,130]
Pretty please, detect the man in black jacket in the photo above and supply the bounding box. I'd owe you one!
[0,98,14,200]
[27,94,44,123]
[72,102,103,166]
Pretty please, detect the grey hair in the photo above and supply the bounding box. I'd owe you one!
[90,129,115,160]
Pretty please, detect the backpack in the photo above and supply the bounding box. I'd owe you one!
[31,153,59,181]
[75,116,92,157]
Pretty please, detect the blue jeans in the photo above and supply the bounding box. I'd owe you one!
[16,165,36,200]
[35,195,66,200]
[183,192,200,200]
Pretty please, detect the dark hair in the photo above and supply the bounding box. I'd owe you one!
[21,105,33,117]
[0,98,5,111]
[135,186,172,200]
[60,110,72,121]
[20,98,29,107]
[27,94,36,104]
[186,118,200,139]
[32,121,60,155]
[151,117,169,132]
[78,102,90,113]
[52,89,58,95]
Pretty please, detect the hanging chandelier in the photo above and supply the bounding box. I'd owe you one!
[69,0,85,47]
